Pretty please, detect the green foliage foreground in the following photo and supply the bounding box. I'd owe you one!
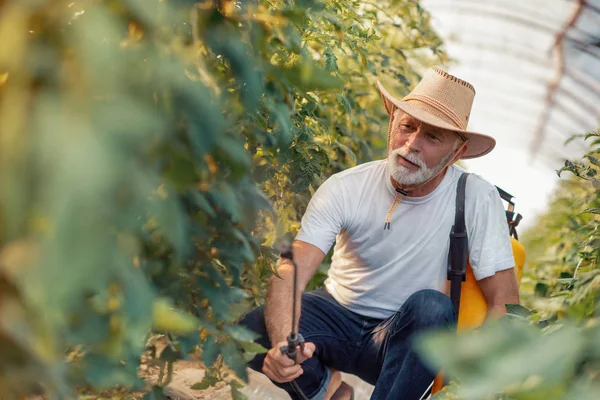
[0,0,445,398]
[417,130,600,400]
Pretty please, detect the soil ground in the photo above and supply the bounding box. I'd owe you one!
[143,357,374,400]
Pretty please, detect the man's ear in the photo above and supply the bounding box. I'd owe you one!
[387,109,404,151]
[452,141,469,163]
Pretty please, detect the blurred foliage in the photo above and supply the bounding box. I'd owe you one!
[0,0,445,398]
[417,128,600,400]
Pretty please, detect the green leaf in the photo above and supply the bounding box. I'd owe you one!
[185,102,223,158]
[336,94,351,114]
[335,141,357,164]
[83,353,137,389]
[222,340,248,381]
[191,192,216,218]
[239,340,268,355]
[148,188,188,258]
[152,298,199,335]
[215,135,252,179]
[240,340,268,362]
[229,379,244,389]
[270,102,293,148]
[231,229,256,263]
[191,371,219,390]
[160,345,181,362]
[505,304,533,318]
[587,155,600,167]
[566,383,600,400]
[301,101,318,116]
[208,182,242,223]
[201,335,221,367]
[556,159,577,177]
[564,134,584,145]
[356,47,368,69]
[207,33,262,109]
[224,325,259,342]
[586,167,597,177]
[324,48,338,72]
[416,320,584,399]
[557,277,577,285]
[580,208,600,215]
[178,331,201,356]
[282,9,309,25]
[231,383,248,400]
[250,186,274,213]
[164,153,197,190]
[585,131,600,140]
[534,282,549,297]
[282,64,343,91]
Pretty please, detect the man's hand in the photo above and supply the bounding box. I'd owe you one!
[262,341,316,383]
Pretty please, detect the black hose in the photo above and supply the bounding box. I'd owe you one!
[290,380,311,400]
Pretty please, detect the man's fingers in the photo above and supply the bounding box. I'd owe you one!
[262,364,281,382]
[302,342,316,358]
[272,344,296,364]
[262,362,303,383]
[264,356,301,376]
[262,341,313,383]
[272,354,296,368]
[282,364,303,376]
[296,342,316,364]
[287,368,304,382]
[268,347,295,367]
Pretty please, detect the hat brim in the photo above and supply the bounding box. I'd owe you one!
[377,81,495,159]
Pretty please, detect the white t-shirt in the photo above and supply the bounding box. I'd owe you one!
[296,160,515,319]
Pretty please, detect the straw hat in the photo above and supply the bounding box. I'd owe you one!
[377,67,495,159]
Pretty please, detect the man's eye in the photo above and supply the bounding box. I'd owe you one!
[401,124,413,129]
[427,133,440,141]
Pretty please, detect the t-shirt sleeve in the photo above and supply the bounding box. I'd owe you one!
[295,175,346,255]
[467,185,515,281]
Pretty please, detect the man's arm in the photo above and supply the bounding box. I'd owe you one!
[478,267,520,319]
[264,240,326,345]
[260,240,326,383]
[261,174,343,383]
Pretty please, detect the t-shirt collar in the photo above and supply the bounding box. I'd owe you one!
[384,164,458,204]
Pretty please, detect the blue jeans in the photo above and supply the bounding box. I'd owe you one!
[240,288,456,400]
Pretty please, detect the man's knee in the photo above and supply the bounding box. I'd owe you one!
[403,289,456,328]
[239,305,268,339]
[238,305,271,370]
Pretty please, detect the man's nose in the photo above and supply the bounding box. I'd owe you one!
[405,128,423,152]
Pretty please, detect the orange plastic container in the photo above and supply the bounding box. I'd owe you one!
[431,236,526,393]
[457,237,525,330]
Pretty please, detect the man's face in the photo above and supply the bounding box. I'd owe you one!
[387,111,463,186]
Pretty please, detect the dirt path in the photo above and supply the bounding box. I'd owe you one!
[139,338,374,400]
[243,371,374,400]
[146,360,374,400]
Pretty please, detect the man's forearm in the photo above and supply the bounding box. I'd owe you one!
[486,304,509,320]
[264,261,303,346]
[486,292,520,320]
[263,240,325,346]
[480,268,520,321]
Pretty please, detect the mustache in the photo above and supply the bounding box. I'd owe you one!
[390,148,426,169]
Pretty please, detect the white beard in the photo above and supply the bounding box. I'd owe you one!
[387,148,454,186]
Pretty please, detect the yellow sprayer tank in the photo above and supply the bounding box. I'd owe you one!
[431,189,526,395]
[456,237,525,331]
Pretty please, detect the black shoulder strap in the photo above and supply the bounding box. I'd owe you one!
[448,173,470,315]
